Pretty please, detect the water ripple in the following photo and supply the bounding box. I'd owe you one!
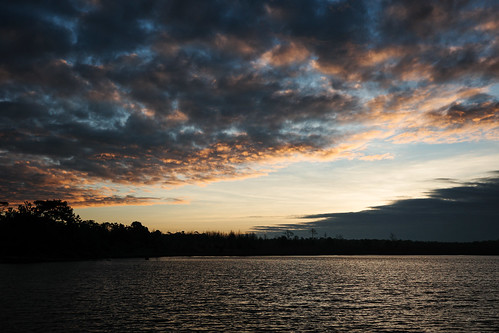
[1,256,498,332]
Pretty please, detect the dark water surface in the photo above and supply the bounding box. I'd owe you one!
[1,256,498,332]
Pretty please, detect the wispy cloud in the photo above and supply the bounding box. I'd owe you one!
[359,153,394,161]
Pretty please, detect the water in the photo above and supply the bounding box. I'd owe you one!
[0,256,498,332]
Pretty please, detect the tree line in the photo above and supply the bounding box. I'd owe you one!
[1,200,498,262]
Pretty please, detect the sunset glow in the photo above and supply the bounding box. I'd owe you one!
[1,0,498,240]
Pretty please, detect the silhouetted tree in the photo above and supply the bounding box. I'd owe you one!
[310,228,317,239]
[0,202,8,218]
[33,200,81,224]
[1,200,498,262]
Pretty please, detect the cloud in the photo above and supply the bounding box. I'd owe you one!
[359,153,394,161]
[1,0,498,205]
[252,172,499,241]
[72,196,189,208]
[0,157,183,207]
[260,41,310,67]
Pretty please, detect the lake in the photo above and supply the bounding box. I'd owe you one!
[1,256,498,332]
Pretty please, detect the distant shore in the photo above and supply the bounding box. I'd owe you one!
[2,237,499,264]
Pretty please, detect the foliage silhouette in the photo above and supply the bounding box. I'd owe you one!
[1,200,498,262]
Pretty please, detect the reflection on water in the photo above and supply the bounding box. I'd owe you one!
[1,256,498,332]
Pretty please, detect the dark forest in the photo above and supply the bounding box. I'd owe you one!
[1,200,497,263]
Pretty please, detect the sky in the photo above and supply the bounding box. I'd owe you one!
[1,0,499,240]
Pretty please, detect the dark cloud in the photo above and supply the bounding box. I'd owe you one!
[0,1,75,65]
[430,96,499,127]
[379,1,470,42]
[1,0,498,205]
[253,173,499,242]
[76,0,155,57]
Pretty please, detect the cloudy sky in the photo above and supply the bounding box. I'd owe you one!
[1,0,498,240]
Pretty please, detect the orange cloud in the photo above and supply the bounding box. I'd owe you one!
[70,196,189,208]
[311,59,356,81]
[0,160,187,208]
[260,42,310,66]
[475,20,499,32]
[166,109,189,122]
[359,47,405,67]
